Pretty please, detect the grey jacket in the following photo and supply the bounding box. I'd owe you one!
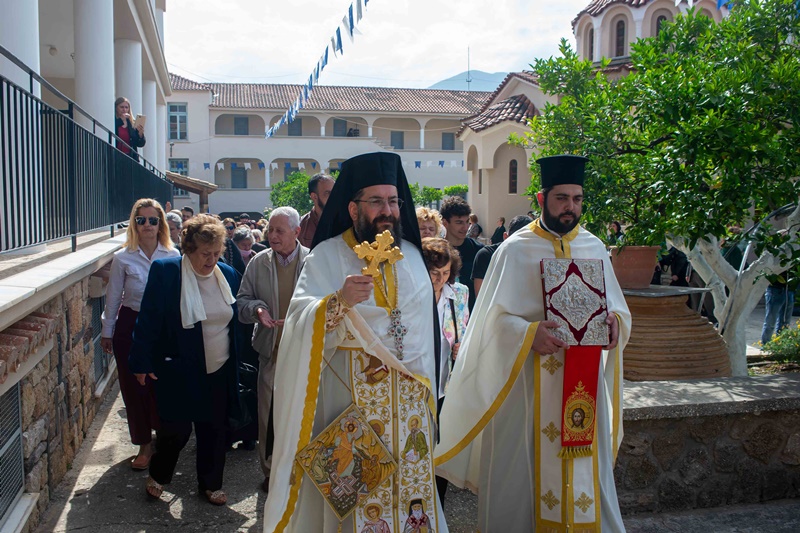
[236,243,309,361]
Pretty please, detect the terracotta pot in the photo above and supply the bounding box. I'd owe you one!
[609,245,660,289]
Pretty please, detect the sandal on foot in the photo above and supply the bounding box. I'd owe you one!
[145,477,163,500]
[204,489,227,506]
[131,454,151,470]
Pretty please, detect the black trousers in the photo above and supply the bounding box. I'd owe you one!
[149,362,229,492]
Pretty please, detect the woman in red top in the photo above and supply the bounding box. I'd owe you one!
[114,97,146,161]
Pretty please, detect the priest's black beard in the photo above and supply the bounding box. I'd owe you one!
[354,211,403,247]
[542,196,581,234]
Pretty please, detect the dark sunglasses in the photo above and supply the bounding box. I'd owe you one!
[135,216,160,226]
[225,225,235,231]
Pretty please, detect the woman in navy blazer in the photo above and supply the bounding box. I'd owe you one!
[129,214,244,506]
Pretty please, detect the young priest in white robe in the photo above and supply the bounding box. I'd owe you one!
[435,155,632,532]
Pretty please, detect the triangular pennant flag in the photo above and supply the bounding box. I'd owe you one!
[415,161,421,168]
[244,162,252,170]
[298,162,306,170]
[357,0,363,21]
[312,162,317,169]
[285,162,292,170]
[331,36,338,57]
[271,162,278,170]
[336,28,343,54]
[348,5,355,40]
[231,162,238,169]
[450,160,457,168]
[343,15,353,43]
[217,163,224,170]
[426,161,432,168]
[204,162,210,169]
[438,161,445,168]
[461,160,464,167]
[323,47,329,68]
[258,162,265,170]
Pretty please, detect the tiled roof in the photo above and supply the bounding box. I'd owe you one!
[170,73,210,91]
[573,0,651,25]
[170,73,490,115]
[471,71,540,118]
[458,94,538,136]
[207,82,491,115]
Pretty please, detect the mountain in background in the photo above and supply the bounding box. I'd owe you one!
[428,70,507,92]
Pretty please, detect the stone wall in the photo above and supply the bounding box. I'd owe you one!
[17,277,115,531]
[618,376,800,515]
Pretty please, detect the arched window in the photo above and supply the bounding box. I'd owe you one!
[615,20,626,57]
[588,28,595,61]
[656,15,668,35]
[509,160,518,194]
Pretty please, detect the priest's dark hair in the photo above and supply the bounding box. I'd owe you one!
[310,152,421,251]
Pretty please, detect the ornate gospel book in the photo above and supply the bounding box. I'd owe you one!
[541,258,609,346]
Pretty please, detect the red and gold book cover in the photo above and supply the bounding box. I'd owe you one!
[541,258,609,346]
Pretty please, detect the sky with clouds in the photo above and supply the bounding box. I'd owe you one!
[164,0,592,89]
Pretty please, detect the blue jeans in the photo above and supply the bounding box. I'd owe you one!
[761,285,794,345]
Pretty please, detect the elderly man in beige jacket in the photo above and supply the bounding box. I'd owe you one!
[237,206,309,492]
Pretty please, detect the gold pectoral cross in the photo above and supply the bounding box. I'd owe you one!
[353,231,407,359]
[353,230,404,277]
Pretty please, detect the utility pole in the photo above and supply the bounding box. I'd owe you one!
[466,47,473,92]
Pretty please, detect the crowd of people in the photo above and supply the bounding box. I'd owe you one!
[102,151,631,532]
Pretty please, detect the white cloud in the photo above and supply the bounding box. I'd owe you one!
[165,0,590,88]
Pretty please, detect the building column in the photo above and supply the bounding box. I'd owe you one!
[74,0,115,130]
[142,80,157,164]
[320,125,326,136]
[593,20,602,62]
[114,39,143,127]
[0,0,40,93]
[418,118,430,150]
[366,117,376,138]
[157,103,166,172]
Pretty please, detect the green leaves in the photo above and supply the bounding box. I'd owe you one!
[269,171,314,214]
[525,0,800,247]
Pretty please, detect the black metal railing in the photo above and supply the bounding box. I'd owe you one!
[0,44,173,253]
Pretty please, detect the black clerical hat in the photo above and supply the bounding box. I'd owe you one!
[536,155,589,189]
[311,152,422,250]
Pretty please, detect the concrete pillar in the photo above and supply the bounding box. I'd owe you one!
[157,103,166,172]
[418,118,429,150]
[114,39,143,126]
[141,80,157,164]
[74,0,115,130]
[0,0,40,93]
[320,125,326,137]
[593,20,602,62]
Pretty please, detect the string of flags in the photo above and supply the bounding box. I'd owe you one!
[188,160,465,172]
[265,0,370,138]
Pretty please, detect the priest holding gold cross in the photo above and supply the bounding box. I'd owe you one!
[263,152,447,533]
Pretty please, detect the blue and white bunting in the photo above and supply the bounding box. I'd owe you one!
[266,1,371,138]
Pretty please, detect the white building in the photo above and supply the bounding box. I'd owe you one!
[166,74,490,215]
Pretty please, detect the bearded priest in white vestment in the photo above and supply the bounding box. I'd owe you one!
[434,155,631,533]
[263,152,448,533]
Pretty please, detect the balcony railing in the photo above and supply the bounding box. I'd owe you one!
[0,44,173,254]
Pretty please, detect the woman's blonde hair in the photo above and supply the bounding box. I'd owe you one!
[124,198,172,250]
[114,96,133,118]
[181,214,227,255]
[416,206,442,235]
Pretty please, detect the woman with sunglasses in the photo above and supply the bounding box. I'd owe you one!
[101,198,179,470]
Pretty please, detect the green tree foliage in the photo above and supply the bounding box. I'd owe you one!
[269,171,313,214]
[443,184,468,198]
[409,182,444,207]
[514,0,800,374]
[517,0,800,248]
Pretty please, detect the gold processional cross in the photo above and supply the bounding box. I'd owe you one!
[353,230,408,359]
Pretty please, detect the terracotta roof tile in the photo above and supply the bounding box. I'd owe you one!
[0,313,57,383]
[170,73,211,91]
[470,71,540,119]
[458,94,538,136]
[573,0,651,25]
[208,82,491,114]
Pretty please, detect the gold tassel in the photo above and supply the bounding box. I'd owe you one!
[558,445,592,459]
[337,523,342,533]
